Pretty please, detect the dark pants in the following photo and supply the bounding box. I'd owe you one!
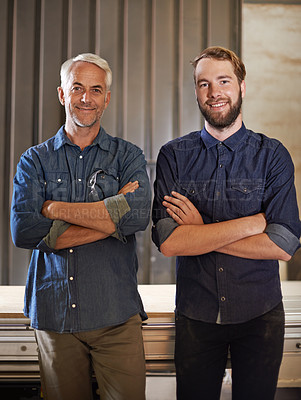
[175,303,284,400]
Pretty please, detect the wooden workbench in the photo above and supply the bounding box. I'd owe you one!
[0,284,176,320]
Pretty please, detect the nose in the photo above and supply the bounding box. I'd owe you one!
[80,91,91,103]
[208,82,221,99]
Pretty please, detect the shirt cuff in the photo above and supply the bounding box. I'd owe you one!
[36,220,71,254]
[152,218,179,250]
[43,220,71,249]
[104,194,130,242]
[265,223,301,256]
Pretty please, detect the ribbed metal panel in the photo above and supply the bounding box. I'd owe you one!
[0,0,242,284]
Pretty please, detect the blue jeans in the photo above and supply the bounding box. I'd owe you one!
[175,302,284,400]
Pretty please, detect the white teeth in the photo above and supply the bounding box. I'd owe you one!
[211,102,226,108]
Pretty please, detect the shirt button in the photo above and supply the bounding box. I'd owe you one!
[221,297,226,302]
[79,155,83,159]
[69,249,73,253]
[57,178,62,182]
[69,276,74,281]
[219,268,224,272]
[219,164,223,168]
[72,304,76,308]
[78,178,82,182]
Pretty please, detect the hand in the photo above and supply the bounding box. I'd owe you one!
[162,191,204,225]
[118,181,139,195]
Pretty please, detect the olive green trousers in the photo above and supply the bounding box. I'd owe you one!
[35,314,146,400]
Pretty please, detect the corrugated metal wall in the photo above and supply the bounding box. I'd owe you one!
[0,0,242,284]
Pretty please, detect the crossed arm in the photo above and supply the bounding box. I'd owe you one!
[41,181,138,250]
[160,191,291,261]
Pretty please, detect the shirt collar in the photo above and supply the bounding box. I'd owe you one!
[53,125,110,151]
[201,122,247,151]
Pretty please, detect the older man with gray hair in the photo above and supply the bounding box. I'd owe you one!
[11,53,151,400]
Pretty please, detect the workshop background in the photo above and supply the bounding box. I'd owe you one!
[0,0,300,286]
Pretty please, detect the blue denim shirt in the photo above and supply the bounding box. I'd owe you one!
[152,124,301,324]
[11,126,151,332]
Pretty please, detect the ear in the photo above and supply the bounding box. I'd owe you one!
[57,87,65,106]
[104,91,111,109]
[241,80,246,99]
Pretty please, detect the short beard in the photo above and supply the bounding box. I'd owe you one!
[198,90,242,129]
[71,108,105,129]
[74,118,99,128]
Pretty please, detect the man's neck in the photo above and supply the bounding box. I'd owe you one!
[64,122,101,150]
[204,117,242,142]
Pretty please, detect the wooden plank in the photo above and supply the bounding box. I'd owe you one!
[0,285,176,318]
[0,286,25,317]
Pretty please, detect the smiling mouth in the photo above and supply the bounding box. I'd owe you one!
[209,102,227,109]
[76,106,95,111]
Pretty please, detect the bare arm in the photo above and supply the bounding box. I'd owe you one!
[216,234,291,261]
[161,192,266,256]
[162,191,291,260]
[160,213,266,257]
[42,182,139,248]
[42,200,116,233]
[54,225,109,250]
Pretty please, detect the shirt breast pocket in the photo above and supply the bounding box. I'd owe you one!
[228,181,264,216]
[178,181,208,210]
[44,172,70,201]
[88,168,120,201]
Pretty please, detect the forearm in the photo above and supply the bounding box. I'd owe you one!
[54,225,109,250]
[160,214,266,257]
[216,233,291,261]
[42,200,116,234]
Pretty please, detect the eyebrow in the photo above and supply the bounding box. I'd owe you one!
[217,75,233,80]
[197,75,233,84]
[197,74,233,83]
[72,82,104,89]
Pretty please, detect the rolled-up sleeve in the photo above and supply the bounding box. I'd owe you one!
[38,220,71,253]
[152,145,181,250]
[104,194,131,241]
[152,218,179,250]
[263,143,301,255]
[265,223,300,256]
[104,147,151,242]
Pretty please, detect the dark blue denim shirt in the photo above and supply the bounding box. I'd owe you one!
[11,126,151,332]
[152,123,301,324]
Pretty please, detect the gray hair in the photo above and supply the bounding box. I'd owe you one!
[60,53,112,91]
